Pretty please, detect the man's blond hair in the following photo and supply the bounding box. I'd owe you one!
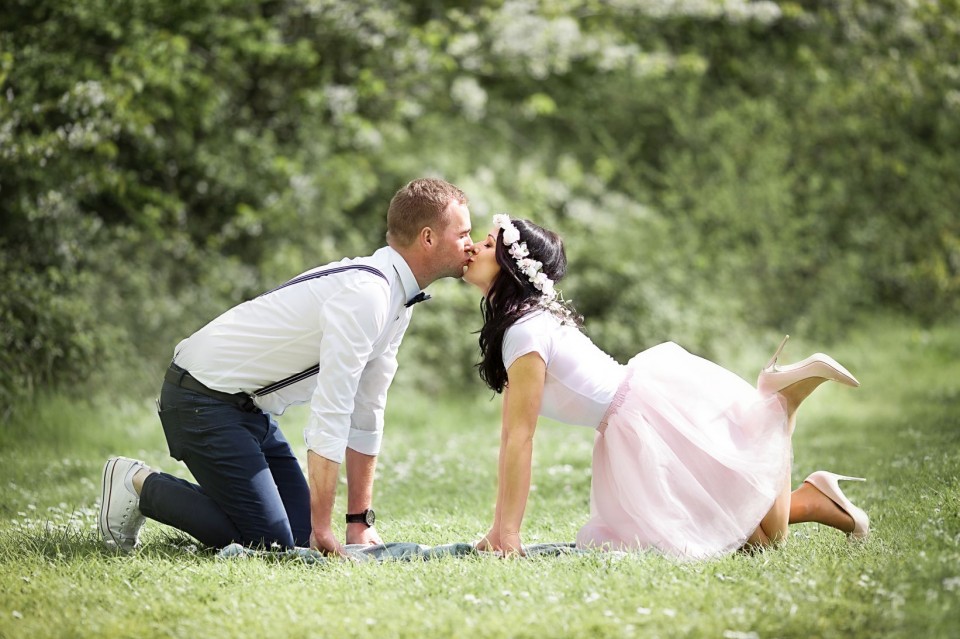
[386,178,468,246]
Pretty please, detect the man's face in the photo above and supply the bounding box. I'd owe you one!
[432,200,474,279]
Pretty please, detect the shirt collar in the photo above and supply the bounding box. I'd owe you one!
[386,246,423,305]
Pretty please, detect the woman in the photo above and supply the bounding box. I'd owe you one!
[465,214,869,560]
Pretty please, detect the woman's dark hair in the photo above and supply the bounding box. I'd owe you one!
[476,219,582,393]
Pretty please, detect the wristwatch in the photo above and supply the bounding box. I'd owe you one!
[345,508,376,527]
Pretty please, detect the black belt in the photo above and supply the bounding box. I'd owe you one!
[164,363,258,412]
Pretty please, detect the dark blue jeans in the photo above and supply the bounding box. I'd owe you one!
[139,381,311,549]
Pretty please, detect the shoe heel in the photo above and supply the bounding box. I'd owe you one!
[831,474,865,483]
[762,334,790,371]
[804,471,869,540]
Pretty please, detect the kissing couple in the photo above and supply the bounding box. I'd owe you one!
[99,178,868,561]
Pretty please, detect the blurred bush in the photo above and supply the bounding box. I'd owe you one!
[1,0,958,409]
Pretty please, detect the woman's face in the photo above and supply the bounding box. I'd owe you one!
[462,225,502,295]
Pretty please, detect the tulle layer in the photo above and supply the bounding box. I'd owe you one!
[575,342,791,560]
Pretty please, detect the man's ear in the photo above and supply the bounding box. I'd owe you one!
[419,226,435,248]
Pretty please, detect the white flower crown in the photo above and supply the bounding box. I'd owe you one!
[492,213,579,320]
[493,213,557,303]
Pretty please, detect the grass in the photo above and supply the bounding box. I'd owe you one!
[1,315,958,638]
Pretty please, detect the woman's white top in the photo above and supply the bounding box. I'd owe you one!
[501,311,626,429]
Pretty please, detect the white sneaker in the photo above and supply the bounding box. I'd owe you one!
[99,456,147,552]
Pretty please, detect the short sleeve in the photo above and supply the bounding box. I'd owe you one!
[502,313,552,370]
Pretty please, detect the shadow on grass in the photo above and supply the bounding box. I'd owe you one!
[1,527,220,563]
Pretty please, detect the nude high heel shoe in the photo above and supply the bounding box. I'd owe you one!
[804,471,870,540]
[757,335,861,395]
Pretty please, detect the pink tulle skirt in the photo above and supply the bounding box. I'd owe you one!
[575,342,791,560]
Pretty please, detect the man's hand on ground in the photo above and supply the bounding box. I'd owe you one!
[345,524,383,546]
[309,529,348,557]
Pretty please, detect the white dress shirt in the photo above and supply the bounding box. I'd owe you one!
[172,246,422,463]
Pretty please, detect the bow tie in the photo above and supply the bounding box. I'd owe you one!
[405,292,431,307]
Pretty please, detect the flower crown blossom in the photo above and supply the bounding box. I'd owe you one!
[492,214,575,322]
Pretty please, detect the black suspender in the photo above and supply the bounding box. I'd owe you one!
[253,264,389,397]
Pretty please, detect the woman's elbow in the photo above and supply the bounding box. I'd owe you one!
[502,429,536,446]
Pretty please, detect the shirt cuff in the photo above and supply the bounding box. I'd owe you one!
[303,427,347,464]
[347,427,383,457]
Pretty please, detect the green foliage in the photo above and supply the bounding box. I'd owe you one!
[1,0,958,403]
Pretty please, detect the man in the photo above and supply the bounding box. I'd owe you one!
[98,178,474,556]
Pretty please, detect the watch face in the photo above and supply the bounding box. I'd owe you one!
[364,509,376,526]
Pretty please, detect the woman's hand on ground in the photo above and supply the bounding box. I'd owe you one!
[475,527,501,552]
[500,531,525,557]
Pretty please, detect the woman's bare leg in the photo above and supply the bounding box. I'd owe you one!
[752,459,793,545]
[778,379,825,434]
[749,475,857,547]
[780,380,857,533]
[788,482,856,532]
[746,376,849,548]
[745,387,807,548]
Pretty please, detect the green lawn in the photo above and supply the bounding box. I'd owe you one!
[1,316,958,638]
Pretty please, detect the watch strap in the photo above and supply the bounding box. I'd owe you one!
[345,509,375,526]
